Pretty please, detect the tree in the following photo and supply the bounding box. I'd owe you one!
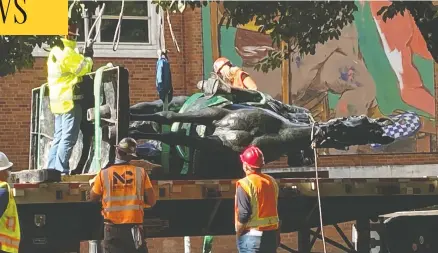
[1,1,437,77]
[154,0,438,73]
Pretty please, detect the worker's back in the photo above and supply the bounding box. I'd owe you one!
[238,172,279,231]
[97,164,148,224]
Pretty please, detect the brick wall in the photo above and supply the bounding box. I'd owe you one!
[0,9,203,170]
[1,7,438,253]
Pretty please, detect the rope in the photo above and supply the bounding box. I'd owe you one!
[166,10,181,52]
[87,4,105,44]
[112,0,125,51]
[308,113,327,253]
[84,3,106,53]
[67,0,79,19]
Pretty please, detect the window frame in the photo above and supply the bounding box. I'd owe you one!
[32,1,162,59]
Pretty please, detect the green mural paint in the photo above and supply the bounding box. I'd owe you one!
[219,27,243,67]
[351,0,434,118]
[202,7,243,78]
[413,54,434,95]
[202,6,213,79]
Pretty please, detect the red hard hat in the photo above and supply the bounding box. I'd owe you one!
[213,57,231,74]
[68,24,80,36]
[240,145,265,168]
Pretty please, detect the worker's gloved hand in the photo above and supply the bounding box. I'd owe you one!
[84,46,94,58]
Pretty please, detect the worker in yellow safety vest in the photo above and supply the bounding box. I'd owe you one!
[0,152,20,253]
[235,146,281,253]
[46,23,94,175]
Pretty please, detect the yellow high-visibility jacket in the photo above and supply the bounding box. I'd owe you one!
[47,39,93,114]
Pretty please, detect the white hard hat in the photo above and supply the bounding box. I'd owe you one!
[0,152,13,171]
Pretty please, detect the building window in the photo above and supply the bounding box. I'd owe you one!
[33,1,162,58]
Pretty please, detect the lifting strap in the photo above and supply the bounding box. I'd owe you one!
[85,3,106,52]
[112,0,124,51]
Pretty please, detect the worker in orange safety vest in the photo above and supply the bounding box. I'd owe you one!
[213,57,258,90]
[89,137,156,253]
[235,146,281,253]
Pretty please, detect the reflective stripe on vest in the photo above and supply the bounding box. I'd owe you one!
[238,174,279,229]
[75,59,88,75]
[0,182,20,253]
[102,167,144,212]
[49,94,84,102]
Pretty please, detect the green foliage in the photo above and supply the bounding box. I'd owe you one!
[154,1,357,73]
[2,1,438,78]
[0,36,61,77]
[154,1,438,73]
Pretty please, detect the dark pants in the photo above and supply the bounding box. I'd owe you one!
[237,230,278,253]
[103,224,148,253]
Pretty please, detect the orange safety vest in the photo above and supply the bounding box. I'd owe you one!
[235,173,279,231]
[231,69,249,89]
[100,165,147,224]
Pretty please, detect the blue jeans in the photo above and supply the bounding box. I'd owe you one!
[47,104,82,174]
[237,230,278,253]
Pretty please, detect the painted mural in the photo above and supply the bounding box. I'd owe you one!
[202,1,437,155]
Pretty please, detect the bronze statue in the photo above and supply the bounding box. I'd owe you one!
[129,76,395,177]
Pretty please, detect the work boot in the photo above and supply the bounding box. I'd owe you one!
[197,78,232,98]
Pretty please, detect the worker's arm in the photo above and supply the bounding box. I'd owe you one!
[143,172,156,207]
[241,72,258,90]
[235,185,252,236]
[0,187,9,217]
[89,172,103,202]
[61,50,93,77]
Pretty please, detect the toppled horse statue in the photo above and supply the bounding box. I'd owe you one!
[129,76,396,178]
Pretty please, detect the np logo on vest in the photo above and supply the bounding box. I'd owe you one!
[112,171,134,187]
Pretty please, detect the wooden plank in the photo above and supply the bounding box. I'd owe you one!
[281,41,290,104]
[210,2,220,60]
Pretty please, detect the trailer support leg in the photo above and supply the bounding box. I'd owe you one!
[356,218,370,253]
[298,227,310,253]
[88,240,103,253]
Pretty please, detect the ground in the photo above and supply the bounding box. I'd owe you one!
[79,221,354,253]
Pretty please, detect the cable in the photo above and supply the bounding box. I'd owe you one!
[309,114,327,253]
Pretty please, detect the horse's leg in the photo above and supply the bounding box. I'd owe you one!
[130,130,225,151]
[129,96,190,115]
[130,100,163,115]
[130,107,231,125]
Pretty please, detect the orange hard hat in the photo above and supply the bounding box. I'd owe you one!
[213,57,231,74]
[240,145,265,168]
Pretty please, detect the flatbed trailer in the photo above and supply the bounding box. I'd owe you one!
[11,173,438,253]
[14,64,438,253]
